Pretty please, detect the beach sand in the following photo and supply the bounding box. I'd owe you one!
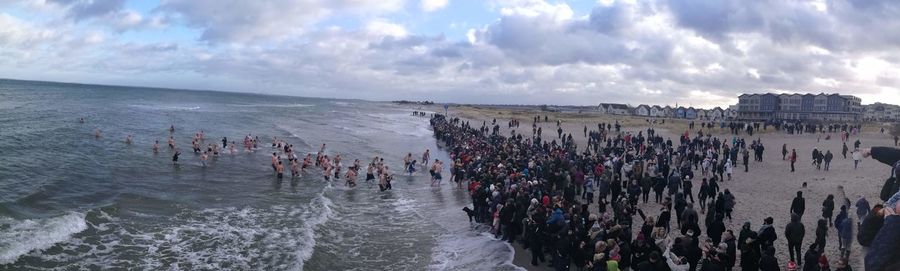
[411,104,897,271]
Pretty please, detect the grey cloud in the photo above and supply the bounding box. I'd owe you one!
[49,0,126,20]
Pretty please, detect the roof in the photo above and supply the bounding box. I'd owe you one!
[600,103,630,110]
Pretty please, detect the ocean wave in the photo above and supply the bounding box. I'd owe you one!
[427,230,524,271]
[231,103,315,108]
[0,212,88,265]
[127,104,202,111]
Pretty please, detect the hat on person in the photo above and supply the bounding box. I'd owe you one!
[787,261,798,270]
[818,255,829,267]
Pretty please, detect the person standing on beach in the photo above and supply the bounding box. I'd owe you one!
[742,148,749,172]
[842,142,849,159]
[782,144,788,160]
[823,195,835,226]
[824,150,833,171]
[790,191,805,218]
[785,213,805,265]
[853,148,862,169]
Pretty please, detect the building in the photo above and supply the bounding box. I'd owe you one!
[696,109,708,120]
[650,106,665,117]
[737,92,861,121]
[663,106,674,118]
[726,105,738,120]
[685,107,698,119]
[675,107,686,118]
[599,103,631,115]
[864,103,900,121]
[708,107,724,120]
[633,104,651,117]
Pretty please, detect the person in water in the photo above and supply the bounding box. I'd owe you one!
[125,134,133,145]
[152,140,159,153]
[276,161,284,179]
[422,149,430,167]
[172,150,180,165]
[95,128,102,138]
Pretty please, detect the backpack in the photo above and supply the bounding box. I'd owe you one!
[880,161,900,201]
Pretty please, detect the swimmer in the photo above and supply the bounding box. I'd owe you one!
[291,159,300,178]
[345,167,357,187]
[125,134,133,145]
[302,154,311,172]
[79,118,84,123]
[169,125,175,133]
[200,151,208,167]
[422,149,430,166]
[222,137,228,148]
[152,140,159,153]
[430,159,443,186]
[407,160,417,176]
[271,152,279,172]
[229,142,236,155]
[403,153,412,169]
[276,161,284,179]
[95,129,102,138]
[379,166,392,191]
[168,136,175,149]
[334,154,342,179]
[172,150,181,164]
[366,163,376,184]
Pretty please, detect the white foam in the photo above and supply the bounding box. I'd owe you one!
[232,103,315,108]
[0,212,88,264]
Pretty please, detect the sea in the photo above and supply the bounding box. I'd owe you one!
[0,79,523,270]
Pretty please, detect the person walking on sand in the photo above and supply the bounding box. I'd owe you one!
[782,144,788,160]
[789,149,797,172]
[790,191,806,219]
[824,150,833,171]
[852,148,862,169]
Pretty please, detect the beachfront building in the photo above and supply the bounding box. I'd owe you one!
[633,104,651,116]
[696,109,708,120]
[599,103,631,115]
[864,103,900,121]
[663,106,674,118]
[737,92,861,121]
[685,107,698,119]
[674,107,686,119]
[650,106,665,117]
[726,105,738,120]
[708,107,724,120]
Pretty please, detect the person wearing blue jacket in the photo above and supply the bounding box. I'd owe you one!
[865,192,900,271]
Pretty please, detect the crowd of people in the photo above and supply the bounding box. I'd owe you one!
[430,114,900,271]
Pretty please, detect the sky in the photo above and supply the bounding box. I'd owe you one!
[1,0,899,108]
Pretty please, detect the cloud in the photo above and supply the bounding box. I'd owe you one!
[156,0,406,43]
[420,0,448,12]
[2,0,900,107]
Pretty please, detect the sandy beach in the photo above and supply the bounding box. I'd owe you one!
[418,104,898,271]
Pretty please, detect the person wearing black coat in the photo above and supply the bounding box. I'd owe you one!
[707,214,726,245]
[784,213,805,265]
[739,231,761,271]
[791,191,806,218]
[857,204,884,248]
[636,251,670,271]
[815,218,828,252]
[722,231,736,271]
[823,195,835,226]
[758,217,778,248]
[759,246,780,271]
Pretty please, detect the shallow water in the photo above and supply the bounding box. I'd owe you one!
[0,79,520,270]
